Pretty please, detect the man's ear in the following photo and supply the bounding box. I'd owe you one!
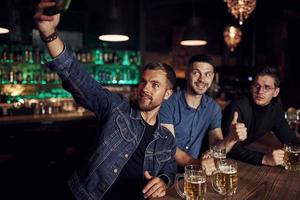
[273,87,280,98]
[164,89,173,100]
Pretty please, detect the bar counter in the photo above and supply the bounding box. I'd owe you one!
[0,111,95,124]
[0,109,98,199]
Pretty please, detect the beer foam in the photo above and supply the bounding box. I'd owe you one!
[218,165,237,174]
[213,153,226,159]
[186,176,206,184]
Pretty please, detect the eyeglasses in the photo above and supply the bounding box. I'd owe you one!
[252,83,276,93]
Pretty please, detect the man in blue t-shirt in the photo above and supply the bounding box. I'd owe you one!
[160,55,247,172]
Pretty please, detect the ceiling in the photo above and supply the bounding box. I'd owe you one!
[1,0,300,106]
[0,0,300,54]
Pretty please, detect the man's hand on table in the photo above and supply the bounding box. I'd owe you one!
[143,171,167,199]
[262,149,284,166]
[201,151,216,175]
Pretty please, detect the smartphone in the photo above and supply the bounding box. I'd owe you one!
[44,0,72,16]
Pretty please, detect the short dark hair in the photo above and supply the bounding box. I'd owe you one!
[253,66,280,87]
[188,54,214,68]
[142,62,177,89]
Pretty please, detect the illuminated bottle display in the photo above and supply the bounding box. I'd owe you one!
[0,45,141,101]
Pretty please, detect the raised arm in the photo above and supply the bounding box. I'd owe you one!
[33,0,125,119]
[217,112,247,153]
[34,0,64,58]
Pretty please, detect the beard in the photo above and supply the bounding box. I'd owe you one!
[137,92,160,111]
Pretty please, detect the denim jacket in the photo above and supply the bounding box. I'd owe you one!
[47,47,177,200]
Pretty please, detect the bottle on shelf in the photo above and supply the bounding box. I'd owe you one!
[0,44,141,107]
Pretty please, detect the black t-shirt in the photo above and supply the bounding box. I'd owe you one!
[222,95,298,165]
[102,119,156,200]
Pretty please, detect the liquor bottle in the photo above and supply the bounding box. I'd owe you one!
[9,70,15,83]
[108,51,113,64]
[28,48,34,64]
[103,51,109,64]
[113,51,118,64]
[23,48,29,63]
[94,49,104,65]
[2,49,8,62]
[86,52,92,63]
[122,51,130,66]
[129,51,134,65]
[34,50,41,64]
[16,70,23,84]
[81,52,87,63]
[16,47,23,62]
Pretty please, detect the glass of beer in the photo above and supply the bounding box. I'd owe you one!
[176,165,206,200]
[210,145,226,167]
[286,108,300,137]
[211,160,238,196]
[283,143,300,171]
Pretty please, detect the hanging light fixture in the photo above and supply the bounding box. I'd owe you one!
[224,0,256,25]
[0,20,9,34]
[0,11,9,34]
[0,27,9,34]
[180,16,207,46]
[98,0,129,42]
[223,26,242,52]
[180,0,207,46]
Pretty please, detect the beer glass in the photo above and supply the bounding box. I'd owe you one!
[210,146,226,167]
[283,143,300,171]
[176,165,206,200]
[286,108,300,137]
[211,160,238,196]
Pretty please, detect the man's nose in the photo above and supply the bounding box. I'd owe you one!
[197,74,205,82]
[142,82,151,92]
[257,86,265,93]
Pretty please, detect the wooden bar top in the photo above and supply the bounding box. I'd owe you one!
[0,111,95,124]
[153,160,300,200]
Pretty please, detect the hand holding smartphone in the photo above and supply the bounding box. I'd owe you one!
[44,0,72,16]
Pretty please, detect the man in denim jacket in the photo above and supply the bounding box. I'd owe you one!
[34,1,177,199]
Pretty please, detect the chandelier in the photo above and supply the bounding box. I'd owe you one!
[224,0,256,25]
[223,26,242,52]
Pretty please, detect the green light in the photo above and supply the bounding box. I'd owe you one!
[122,51,130,66]
[94,49,104,65]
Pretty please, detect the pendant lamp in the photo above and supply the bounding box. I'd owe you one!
[0,27,9,34]
[99,1,129,42]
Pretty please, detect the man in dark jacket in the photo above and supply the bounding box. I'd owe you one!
[222,66,298,166]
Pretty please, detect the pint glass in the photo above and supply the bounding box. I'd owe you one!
[176,165,206,200]
[210,146,226,167]
[283,143,300,171]
[211,160,238,196]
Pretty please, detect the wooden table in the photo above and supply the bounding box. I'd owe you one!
[153,160,300,200]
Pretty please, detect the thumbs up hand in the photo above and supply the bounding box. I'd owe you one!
[229,112,247,142]
[231,111,239,124]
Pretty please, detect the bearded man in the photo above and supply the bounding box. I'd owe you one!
[34,1,177,199]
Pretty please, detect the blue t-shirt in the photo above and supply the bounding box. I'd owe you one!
[159,90,222,158]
